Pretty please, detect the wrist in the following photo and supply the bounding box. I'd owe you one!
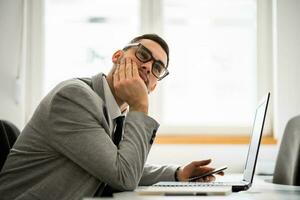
[129,103,148,114]
[174,167,181,182]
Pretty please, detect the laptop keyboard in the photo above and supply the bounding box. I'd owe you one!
[153,182,233,187]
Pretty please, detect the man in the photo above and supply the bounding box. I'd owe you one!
[0,34,221,199]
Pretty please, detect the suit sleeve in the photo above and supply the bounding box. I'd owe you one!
[45,83,159,191]
[139,164,179,186]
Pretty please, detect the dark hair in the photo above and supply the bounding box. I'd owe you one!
[130,34,169,68]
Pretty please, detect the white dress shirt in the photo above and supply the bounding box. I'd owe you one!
[102,77,124,136]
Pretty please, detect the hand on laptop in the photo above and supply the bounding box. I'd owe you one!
[176,159,224,182]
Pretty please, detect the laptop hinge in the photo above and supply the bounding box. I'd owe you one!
[241,180,250,185]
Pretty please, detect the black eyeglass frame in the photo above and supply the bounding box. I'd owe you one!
[122,43,169,81]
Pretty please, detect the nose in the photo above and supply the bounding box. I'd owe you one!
[141,62,152,75]
[141,66,150,75]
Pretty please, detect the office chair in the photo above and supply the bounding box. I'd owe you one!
[273,115,300,186]
[0,120,20,171]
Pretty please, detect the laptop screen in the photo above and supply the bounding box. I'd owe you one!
[243,93,270,183]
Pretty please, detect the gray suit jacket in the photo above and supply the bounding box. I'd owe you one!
[0,73,177,200]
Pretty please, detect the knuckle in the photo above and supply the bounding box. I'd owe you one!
[191,161,197,166]
[132,77,140,82]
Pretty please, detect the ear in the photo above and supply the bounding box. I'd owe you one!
[112,50,123,64]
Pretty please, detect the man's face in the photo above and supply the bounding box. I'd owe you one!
[117,39,168,93]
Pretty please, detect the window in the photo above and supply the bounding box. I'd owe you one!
[153,0,258,134]
[43,0,271,136]
[44,0,139,92]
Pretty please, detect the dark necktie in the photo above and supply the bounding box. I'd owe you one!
[113,116,125,147]
[94,116,125,197]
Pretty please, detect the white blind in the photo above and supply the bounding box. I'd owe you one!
[152,0,257,134]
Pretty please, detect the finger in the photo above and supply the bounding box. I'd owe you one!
[205,175,216,182]
[191,159,212,167]
[190,167,213,180]
[119,57,125,65]
[126,58,133,79]
[197,167,214,172]
[195,175,215,182]
[113,64,120,83]
[119,58,126,80]
[210,175,216,182]
[195,178,204,182]
[132,58,139,78]
[204,176,210,182]
[131,60,138,79]
[217,171,225,176]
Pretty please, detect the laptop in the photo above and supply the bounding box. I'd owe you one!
[136,92,270,195]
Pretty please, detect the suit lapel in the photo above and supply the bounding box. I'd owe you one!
[91,73,114,137]
[91,73,106,102]
[78,73,113,138]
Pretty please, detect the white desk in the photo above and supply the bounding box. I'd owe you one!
[85,174,300,200]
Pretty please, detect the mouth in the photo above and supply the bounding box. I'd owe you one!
[138,70,149,87]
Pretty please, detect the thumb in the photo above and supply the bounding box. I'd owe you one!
[191,159,212,167]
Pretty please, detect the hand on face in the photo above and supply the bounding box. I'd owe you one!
[113,57,149,114]
[176,159,224,182]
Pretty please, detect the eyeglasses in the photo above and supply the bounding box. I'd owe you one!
[123,43,169,81]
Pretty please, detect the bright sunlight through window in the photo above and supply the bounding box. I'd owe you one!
[44,0,259,135]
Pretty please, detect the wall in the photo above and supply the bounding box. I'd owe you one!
[0,0,25,129]
[273,0,300,141]
[0,0,44,129]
